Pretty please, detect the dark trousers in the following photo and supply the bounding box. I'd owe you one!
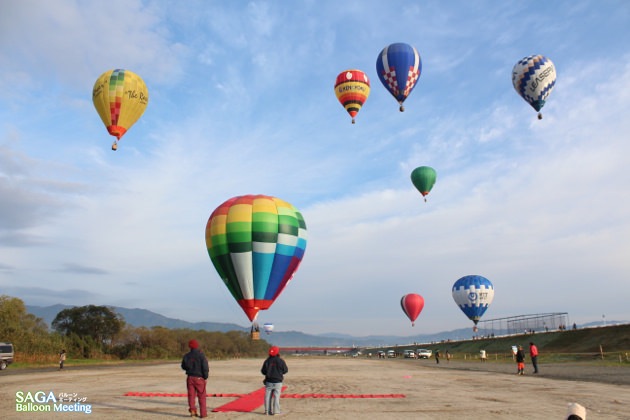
[531,356,539,373]
[186,376,207,417]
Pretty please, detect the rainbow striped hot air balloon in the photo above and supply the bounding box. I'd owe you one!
[334,69,370,124]
[92,69,149,150]
[205,195,308,323]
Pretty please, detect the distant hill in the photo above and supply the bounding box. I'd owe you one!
[26,304,245,333]
[25,304,628,348]
[366,323,630,356]
[26,303,468,346]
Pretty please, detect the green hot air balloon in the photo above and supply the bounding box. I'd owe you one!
[410,166,437,202]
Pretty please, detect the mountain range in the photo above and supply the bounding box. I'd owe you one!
[26,303,471,347]
[26,304,622,347]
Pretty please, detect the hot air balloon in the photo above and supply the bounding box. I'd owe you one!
[263,322,274,334]
[92,69,149,151]
[452,275,494,329]
[205,195,308,326]
[376,43,422,112]
[512,55,556,120]
[334,69,370,124]
[410,166,437,202]
[400,293,425,326]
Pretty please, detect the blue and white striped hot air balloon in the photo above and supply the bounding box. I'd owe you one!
[512,55,556,119]
[452,275,494,329]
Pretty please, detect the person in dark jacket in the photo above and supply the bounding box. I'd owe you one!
[181,339,209,418]
[516,345,526,375]
[261,346,288,416]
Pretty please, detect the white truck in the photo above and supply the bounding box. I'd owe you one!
[0,342,14,370]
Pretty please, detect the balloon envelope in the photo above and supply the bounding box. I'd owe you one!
[376,43,421,111]
[400,293,425,326]
[512,55,556,117]
[92,69,149,147]
[452,275,494,325]
[205,195,307,322]
[263,322,274,334]
[334,69,370,123]
[410,166,437,200]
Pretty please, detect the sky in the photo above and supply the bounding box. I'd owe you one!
[1,0,629,337]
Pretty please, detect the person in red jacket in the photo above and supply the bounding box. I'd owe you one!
[529,342,539,374]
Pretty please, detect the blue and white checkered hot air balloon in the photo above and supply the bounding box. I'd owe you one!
[512,55,556,120]
[452,275,494,329]
[376,42,422,112]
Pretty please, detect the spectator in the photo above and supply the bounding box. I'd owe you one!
[261,346,288,416]
[515,345,526,375]
[529,342,539,374]
[181,339,209,418]
[566,402,586,419]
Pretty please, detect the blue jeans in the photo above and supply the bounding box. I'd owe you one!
[264,381,283,414]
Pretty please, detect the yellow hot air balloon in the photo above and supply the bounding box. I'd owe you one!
[92,69,149,151]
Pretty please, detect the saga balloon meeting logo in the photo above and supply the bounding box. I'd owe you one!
[15,390,92,414]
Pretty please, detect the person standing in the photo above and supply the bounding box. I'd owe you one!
[529,342,539,374]
[516,345,526,375]
[181,339,209,418]
[434,349,440,364]
[261,346,288,416]
[480,349,487,362]
[59,349,66,370]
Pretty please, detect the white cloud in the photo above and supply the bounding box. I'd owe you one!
[1,1,629,337]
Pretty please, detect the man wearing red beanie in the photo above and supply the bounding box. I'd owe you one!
[181,339,209,417]
[261,346,288,415]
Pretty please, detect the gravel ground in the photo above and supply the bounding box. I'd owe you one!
[0,357,628,419]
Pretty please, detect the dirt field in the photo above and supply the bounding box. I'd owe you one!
[1,357,628,419]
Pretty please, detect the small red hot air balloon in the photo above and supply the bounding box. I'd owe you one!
[400,293,425,326]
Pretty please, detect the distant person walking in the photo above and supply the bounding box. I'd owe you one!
[261,346,288,416]
[445,350,451,363]
[529,342,539,374]
[516,345,526,375]
[181,339,209,418]
[435,349,440,364]
[59,349,66,370]
[480,349,487,362]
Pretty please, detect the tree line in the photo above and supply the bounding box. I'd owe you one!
[0,295,270,363]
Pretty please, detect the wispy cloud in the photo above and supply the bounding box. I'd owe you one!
[0,1,628,336]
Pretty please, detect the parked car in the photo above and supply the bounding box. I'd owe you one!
[416,349,432,359]
[377,350,386,358]
[0,342,14,370]
[387,350,396,358]
[403,350,416,358]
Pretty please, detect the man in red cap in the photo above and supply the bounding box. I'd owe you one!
[261,346,288,415]
[181,339,209,417]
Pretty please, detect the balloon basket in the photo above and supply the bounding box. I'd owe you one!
[251,331,260,340]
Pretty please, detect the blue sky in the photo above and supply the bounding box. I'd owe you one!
[1,0,629,336]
